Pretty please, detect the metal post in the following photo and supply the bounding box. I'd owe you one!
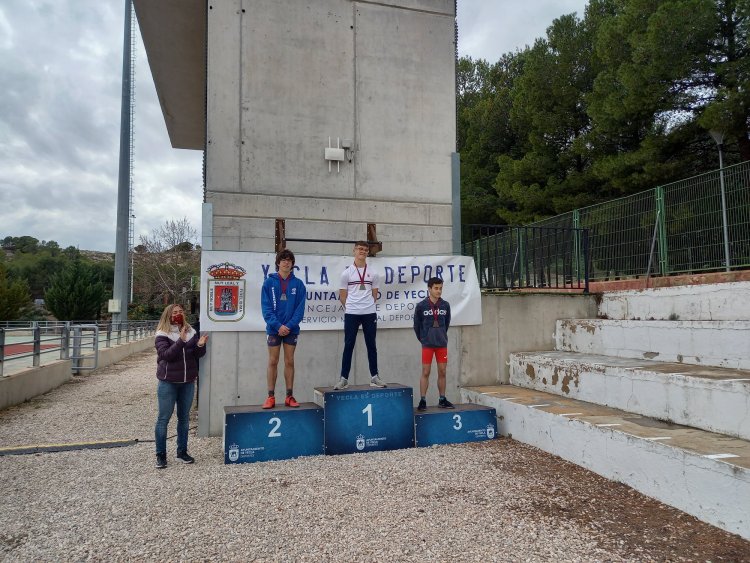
[112,0,134,323]
[33,325,41,368]
[718,146,731,271]
[0,328,5,377]
[72,326,82,374]
[61,322,70,360]
[710,130,731,271]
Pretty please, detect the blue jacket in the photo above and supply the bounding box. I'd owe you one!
[261,272,306,335]
[413,297,451,348]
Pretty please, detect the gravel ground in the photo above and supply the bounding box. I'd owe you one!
[1,350,748,562]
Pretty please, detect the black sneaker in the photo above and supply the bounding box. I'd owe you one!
[176,451,195,464]
[417,399,427,411]
[155,453,167,469]
[438,398,455,409]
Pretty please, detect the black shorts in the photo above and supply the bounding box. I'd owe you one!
[267,333,299,347]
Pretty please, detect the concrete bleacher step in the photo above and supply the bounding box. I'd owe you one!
[598,281,750,321]
[555,318,750,370]
[461,385,750,541]
[509,351,750,440]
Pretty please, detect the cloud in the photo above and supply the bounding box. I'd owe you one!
[0,0,203,252]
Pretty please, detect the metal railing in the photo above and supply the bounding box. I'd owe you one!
[489,160,750,282]
[0,321,158,377]
[462,225,590,292]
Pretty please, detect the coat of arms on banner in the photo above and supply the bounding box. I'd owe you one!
[206,262,247,322]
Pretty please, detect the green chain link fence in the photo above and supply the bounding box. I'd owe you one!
[502,160,750,282]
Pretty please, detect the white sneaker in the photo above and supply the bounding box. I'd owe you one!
[370,375,387,388]
[334,377,349,390]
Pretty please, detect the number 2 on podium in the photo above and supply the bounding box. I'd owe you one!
[268,417,282,437]
[362,404,373,427]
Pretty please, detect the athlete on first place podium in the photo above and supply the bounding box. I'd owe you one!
[334,241,388,390]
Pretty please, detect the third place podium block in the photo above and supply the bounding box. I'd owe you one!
[223,403,324,464]
[314,383,415,455]
[414,403,497,447]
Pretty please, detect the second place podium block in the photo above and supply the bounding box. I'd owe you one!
[315,383,415,455]
[223,403,324,464]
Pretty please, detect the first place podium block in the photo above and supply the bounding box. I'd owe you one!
[223,403,324,464]
[315,384,414,455]
[414,403,497,447]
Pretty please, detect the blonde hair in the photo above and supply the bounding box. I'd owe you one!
[156,304,192,333]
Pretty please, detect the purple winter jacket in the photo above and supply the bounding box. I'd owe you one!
[155,328,206,383]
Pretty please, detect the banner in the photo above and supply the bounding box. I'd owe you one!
[200,251,482,332]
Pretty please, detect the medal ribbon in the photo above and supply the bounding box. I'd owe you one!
[354,263,367,290]
[429,298,441,327]
[279,275,289,299]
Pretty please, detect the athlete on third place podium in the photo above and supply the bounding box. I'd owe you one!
[261,249,307,408]
[413,277,454,410]
[334,241,387,390]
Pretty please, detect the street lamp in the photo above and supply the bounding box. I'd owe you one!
[709,130,730,271]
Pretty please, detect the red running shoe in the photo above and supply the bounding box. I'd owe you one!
[262,396,275,409]
[285,395,300,408]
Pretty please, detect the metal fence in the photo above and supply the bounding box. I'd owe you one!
[473,160,750,282]
[0,320,158,377]
[462,225,590,291]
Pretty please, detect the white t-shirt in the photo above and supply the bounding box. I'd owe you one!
[340,263,380,315]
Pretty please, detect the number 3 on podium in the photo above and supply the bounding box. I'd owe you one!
[453,414,462,430]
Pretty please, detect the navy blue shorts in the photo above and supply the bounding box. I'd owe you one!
[267,333,298,347]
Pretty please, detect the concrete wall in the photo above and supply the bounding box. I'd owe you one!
[205,0,456,254]
[200,0,457,436]
[460,293,598,386]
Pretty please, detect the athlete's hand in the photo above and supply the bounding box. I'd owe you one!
[278,325,290,336]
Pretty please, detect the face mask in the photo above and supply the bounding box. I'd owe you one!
[172,314,184,325]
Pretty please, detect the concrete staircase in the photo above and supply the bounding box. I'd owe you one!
[462,282,750,540]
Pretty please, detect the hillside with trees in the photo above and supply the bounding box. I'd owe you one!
[1,218,201,322]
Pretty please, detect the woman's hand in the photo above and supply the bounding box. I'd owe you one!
[198,333,209,347]
[180,326,189,342]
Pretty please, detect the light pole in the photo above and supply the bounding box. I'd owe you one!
[709,130,731,271]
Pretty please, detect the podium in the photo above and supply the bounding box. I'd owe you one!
[314,384,415,455]
[414,403,497,447]
[223,403,324,464]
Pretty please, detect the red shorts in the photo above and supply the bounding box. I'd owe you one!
[422,347,448,364]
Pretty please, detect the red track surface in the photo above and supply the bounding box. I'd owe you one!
[4,344,59,357]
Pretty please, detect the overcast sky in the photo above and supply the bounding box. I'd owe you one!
[0,0,588,252]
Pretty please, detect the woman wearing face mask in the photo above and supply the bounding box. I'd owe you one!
[153,304,209,469]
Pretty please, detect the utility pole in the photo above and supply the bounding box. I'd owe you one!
[112,0,134,324]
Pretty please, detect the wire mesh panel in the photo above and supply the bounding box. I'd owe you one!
[578,191,659,280]
[662,162,750,273]
[462,225,589,291]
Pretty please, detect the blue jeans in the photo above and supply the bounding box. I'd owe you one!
[340,313,378,379]
[155,380,195,455]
